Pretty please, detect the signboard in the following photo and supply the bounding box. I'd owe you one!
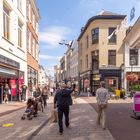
[0,54,20,69]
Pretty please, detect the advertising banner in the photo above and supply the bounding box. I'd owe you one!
[10,79,16,97]
[134,92,140,112]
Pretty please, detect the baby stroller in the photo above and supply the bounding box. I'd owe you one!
[21,97,36,120]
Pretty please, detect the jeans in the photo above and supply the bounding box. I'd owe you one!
[42,95,47,107]
[58,106,69,133]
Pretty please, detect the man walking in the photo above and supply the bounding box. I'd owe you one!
[54,83,75,135]
[96,81,109,130]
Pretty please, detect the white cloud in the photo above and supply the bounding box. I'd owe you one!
[39,54,61,60]
[39,25,71,49]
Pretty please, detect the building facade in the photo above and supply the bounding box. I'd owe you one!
[38,65,47,87]
[54,65,61,88]
[78,11,126,95]
[123,17,140,92]
[0,0,27,102]
[26,0,39,91]
[70,40,79,86]
[60,56,66,82]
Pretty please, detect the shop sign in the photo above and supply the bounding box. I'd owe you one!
[92,75,100,80]
[0,54,20,69]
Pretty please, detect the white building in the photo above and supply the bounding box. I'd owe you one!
[0,0,27,101]
[38,65,47,87]
[70,40,79,84]
[123,17,140,92]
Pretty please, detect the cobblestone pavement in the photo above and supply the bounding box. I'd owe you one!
[83,96,140,140]
[0,102,26,116]
[0,97,114,140]
[31,97,114,140]
[0,98,53,140]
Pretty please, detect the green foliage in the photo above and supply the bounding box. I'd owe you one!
[131,84,140,91]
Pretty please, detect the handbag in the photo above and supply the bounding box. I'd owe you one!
[51,109,57,123]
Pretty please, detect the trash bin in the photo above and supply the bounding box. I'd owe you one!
[115,90,121,99]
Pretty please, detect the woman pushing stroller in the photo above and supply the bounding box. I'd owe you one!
[21,87,43,120]
[33,87,44,113]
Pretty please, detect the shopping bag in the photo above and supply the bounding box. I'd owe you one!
[50,109,57,123]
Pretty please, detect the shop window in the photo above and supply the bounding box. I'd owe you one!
[91,28,99,44]
[108,50,116,66]
[3,5,10,40]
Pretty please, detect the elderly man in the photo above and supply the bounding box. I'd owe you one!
[96,81,109,130]
[54,83,75,135]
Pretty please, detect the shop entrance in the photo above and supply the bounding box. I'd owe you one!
[0,74,18,103]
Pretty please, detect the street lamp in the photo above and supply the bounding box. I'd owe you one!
[59,40,73,48]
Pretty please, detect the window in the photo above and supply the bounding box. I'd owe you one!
[26,0,29,19]
[27,29,31,53]
[18,20,23,47]
[80,60,82,70]
[91,28,99,44]
[86,35,89,48]
[17,0,22,11]
[108,28,116,43]
[32,38,35,57]
[32,12,35,28]
[86,55,88,68]
[36,45,38,60]
[108,50,116,65]
[36,21,38,34]
[129,49,138,65]
[3,5,10,40]
[79,42,82,54]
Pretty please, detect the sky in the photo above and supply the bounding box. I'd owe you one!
[36,0,140,76]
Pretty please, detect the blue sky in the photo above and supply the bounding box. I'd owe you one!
[36,0,140,75]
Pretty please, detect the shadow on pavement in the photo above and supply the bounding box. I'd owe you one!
[82,97,140,140]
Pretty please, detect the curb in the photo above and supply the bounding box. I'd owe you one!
[27,117,50,140]
[0,106,26,117]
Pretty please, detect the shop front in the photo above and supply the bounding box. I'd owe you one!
[79,70,90,94]
[91,74,100,95]
[99,68,121,92]
[126,72,140,92]
[28,66,38,96]
[0,54,21,103]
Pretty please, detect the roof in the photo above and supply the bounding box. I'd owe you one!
[77,13,126,41]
